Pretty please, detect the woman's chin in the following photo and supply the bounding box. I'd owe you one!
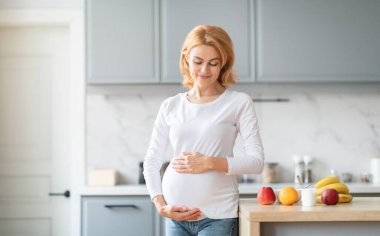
[195,79,216,87]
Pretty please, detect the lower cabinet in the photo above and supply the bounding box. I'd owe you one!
[82,196,165,236]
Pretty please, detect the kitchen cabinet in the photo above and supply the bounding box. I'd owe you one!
[86,0,254,84]
[86,0,158,83]
[82,196,163,236]
[256,0,380,82]
[86,0,380,84]
[160,0,254,83]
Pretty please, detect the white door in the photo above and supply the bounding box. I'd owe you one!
[0,25,71,236]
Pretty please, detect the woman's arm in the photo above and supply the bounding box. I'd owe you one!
[171,152,228,173]
[226,96,264,175]
[144,99,202,221]
[171,95,264,175]
[143,101,170,199]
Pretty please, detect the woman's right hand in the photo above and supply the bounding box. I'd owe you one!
[153,195,201,221]
[158,205,201,221]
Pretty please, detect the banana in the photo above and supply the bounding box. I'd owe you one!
[338,193,353,203]
[316,194,353,204]
[316,182,349,196]
[316,195,322,204]
[314,176,340,189]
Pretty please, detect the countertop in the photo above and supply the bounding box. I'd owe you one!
[77,182,380,196]
[239,197,380,222]
[239,197,380,236]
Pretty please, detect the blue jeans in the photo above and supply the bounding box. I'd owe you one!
[166,217,237,236]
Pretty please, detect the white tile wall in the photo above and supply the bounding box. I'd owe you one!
[86,83,380,184]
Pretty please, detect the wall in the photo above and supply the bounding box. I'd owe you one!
[0,0,83,8]
[86,83,380,184]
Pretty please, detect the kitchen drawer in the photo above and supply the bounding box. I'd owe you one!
[82,196,155,236]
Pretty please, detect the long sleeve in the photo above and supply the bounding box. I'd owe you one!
[227,96,264,175]
[156,90,263,219]
[143,99,170,199]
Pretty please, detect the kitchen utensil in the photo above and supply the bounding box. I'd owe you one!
[303,155,313,184]
[293,155,305,184]
[297,175,303,185]
[297,175,312,189]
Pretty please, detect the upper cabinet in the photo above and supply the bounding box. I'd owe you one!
[86,0,158,84]
[256,0,380,82]
[86,0,380,84]
[160,0,254,83]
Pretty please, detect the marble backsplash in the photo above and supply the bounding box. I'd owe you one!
[86,83,380,184]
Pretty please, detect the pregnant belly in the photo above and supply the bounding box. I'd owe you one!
[161,165,236,209]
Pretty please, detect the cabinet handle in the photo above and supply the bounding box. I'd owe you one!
[104,204,139,209]
[49,190,70,198]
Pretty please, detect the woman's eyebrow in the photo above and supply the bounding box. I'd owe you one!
[194,56,220,61]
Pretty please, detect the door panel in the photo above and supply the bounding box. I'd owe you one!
[0,26,70,236]
[0,219,50,236]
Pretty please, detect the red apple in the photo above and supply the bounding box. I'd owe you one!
[321,188,339,205]
[257,187,276,205]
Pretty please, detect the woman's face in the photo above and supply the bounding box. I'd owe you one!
[187,45,222,88]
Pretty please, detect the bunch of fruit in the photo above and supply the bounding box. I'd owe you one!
[314,176,353,205]
[257,186,299,206]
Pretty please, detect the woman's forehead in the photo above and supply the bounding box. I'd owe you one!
[189,45,220,60]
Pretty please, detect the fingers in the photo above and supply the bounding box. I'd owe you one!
[182,152,193,156]
[176,208,201,221]
[171,160,188,170]
[163,205,202,221]
[170,205,188,212]
[172,156,192,170]
[171,161,192,173]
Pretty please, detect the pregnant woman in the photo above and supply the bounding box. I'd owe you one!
[144,25,264,236]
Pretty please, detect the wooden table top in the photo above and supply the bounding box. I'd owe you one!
[239,197,380,222]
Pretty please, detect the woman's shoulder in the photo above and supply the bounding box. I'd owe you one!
[159,92,185,110]
[162,92,184,104]
[227,90,252,103]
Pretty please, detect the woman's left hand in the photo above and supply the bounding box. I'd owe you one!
[172,152,211,174]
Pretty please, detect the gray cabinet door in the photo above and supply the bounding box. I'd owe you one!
[82,197,155,236]
[86,0,158,83]
[161,0,254,83]
[257,0,380,82]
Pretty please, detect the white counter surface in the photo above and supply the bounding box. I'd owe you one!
[77,182,380,196]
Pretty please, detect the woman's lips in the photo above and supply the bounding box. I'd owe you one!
[197,75,211,80]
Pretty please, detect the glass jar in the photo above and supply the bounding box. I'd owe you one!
[262,162,279,183]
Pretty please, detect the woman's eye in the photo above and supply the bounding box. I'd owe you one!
[193,61,202,65]
[209,63,219,67]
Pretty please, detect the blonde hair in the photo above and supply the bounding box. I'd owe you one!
[180,25,237,89]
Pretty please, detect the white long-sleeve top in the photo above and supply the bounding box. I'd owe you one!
[143,89,264,219]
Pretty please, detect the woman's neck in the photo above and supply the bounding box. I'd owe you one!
[186,83,226,103]
[188,83,225,98]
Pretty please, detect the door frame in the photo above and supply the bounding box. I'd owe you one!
[0,9,85,236]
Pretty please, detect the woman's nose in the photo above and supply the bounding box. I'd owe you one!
[200,64,209,73]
